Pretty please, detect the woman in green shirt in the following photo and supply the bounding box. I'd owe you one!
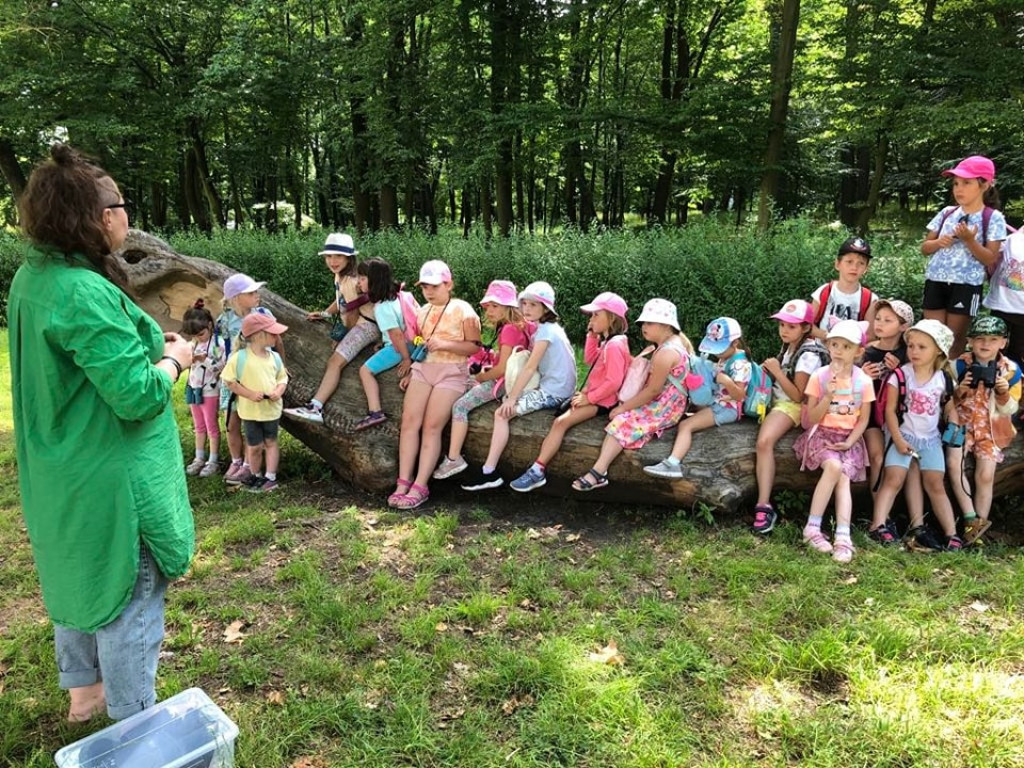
[9,145,195,722]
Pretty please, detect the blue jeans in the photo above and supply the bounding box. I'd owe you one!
[55,543,168,720]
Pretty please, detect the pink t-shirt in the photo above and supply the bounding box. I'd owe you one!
[417,298,481,364]
[497,321,531,351]
[583,334,631,408]
[804,366,875,430]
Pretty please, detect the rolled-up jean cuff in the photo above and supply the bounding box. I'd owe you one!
[57,665,101,689]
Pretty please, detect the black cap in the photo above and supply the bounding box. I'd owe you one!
[838,236,872,259]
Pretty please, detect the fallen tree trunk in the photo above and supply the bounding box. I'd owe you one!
[119,230,1024,512]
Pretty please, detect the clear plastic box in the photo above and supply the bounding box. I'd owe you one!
[55,687,239,768]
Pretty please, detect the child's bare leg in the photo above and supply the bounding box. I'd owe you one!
[538,406,597,465]
[591,434,624,475]
[227,410,244,463]
[264,438,279,476]
[973,457,997,520]
[397,381,431,491]
[903,462,925,529]
[922,469,956,537]
[360,365,383,412]
[833,474,853,531]
[864,429,884,496]
[871,465,908,529]
[667,408,717,462]
[483,411,513,469]
[313,353,348,405]
[754,411,794,506]
[247,443,264,476]
[413,387,464,489]
[944,446,975,518]
[807,460,842,523]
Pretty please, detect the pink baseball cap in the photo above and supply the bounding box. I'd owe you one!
[242,313,288,337]
[942,155,995,183]
[416,260,452,286]
[580,292,628,321]
[771,299,815,325]
[479,280,519,308]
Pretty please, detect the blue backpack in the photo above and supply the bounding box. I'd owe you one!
[742,358,774,422]
[686,355,718,407]
[235,348,283,381]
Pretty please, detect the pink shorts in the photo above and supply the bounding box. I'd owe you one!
[410,362,471,394]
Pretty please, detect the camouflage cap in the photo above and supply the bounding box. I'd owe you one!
[968,315,1008,338]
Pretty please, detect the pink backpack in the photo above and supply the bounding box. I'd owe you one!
[397,290,420,343]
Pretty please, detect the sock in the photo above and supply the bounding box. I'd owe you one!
[265,472,276,481]
[231,458,243,466]
[665,456,681,466]
[482,465,495,475]
[311,399,324,410]
[208,452,219,463]
[532,461,546,473]
[835,524,851,541]
[805,514,823,531]
[194,450,207,460]
[963,513,978,522]
[242,462,251,469]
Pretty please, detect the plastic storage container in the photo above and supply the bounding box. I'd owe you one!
[54,687,239,768]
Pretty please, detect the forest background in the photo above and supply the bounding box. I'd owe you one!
[0,0,1021,238]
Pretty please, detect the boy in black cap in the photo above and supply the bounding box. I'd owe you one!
[809,237,879,341]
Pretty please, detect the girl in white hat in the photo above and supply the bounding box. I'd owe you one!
[571,299,694,492]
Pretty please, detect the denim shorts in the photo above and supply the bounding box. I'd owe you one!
[711,402,741,426]
[884,437,945,472]
[243,418,280,445]
[512,389,565,417]
[363,345,403,375]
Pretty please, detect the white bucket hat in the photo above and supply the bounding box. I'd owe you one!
[635,298,680,331]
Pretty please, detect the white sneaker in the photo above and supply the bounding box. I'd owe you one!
[185,457,206,475]
[433,456,468,480]
[643,459,683,479]
[284,405,324,424]
[199,461,220,478]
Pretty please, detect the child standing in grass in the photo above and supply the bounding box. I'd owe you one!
[220,314,290,492]
[216,272,280,485]
[433,280,531,479]
[751,300,826,534]
[353,258,415,430]
[810,237,878,339]
[870,320,963,552]
[922,156,1006,359]
[461,281,577,491]
[946,315,1021,545]
[389,260,481,509]
[644,317,750,479]
[181,300,226,477]
[572,299,692,492]
[793,320,875,563]
[509,292,631,492]
[286,233,379,425]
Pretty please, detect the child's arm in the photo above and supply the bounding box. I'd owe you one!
[267,363,289,401]
[611,344,675,417]
[583,333,601,366]
[427,317,481,357]
[716,369,746,402]
[496,340,549,417]
[921,227,955,255]
[803,375,834,427]
[884,381,913,455]
[835,401,872,449]
[387,327,413,379]
[581,337,630,406]
[225,378,265,403]
[993,366,1019,414]
[762,354,806,403]
[954,220,1002,268]
[476,342,514,383]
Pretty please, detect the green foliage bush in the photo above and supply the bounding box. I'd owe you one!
[168,221,924,359]
[0,233,23,326]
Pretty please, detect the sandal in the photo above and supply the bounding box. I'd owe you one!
[571,468,609,492]
[354,411,387,431]
[393,483,429,510]
[962,517,992,546]
[387,478,412,507]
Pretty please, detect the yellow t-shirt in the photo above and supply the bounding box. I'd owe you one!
[221,348,289,421]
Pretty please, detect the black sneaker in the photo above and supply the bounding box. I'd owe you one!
[751,504,777,535]
[905,525,944,553]
[243,474,267,492]
[460,467,504,491]
[868,520,899,546]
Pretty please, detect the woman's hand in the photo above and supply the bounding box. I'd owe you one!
[163,333,194,370]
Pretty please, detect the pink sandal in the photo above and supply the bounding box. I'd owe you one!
[393,483,430,510]
[387,478,412,507]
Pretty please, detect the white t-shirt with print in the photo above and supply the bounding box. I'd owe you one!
[773,346,825,403]
[812,282,878,331]
[888,365,945,441]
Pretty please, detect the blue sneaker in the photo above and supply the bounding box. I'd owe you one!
[510,466,547,493]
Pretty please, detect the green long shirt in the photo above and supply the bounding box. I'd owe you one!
[9,246,195,632]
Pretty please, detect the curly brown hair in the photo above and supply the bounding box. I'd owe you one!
[19,144,129,290]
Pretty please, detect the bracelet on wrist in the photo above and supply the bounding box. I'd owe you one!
[160,356,183,380]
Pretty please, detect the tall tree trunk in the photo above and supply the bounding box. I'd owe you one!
[757,0,801,230]
[183,149,210,232]
[0,137,27,204]
[348,14,372,233]
[380,185,399,228]
[854,134,888,234]
[186,118,225,229]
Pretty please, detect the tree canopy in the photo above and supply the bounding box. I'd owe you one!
[0,0,1020,234]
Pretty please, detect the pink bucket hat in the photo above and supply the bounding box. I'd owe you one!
[699,317,743,355]
[416,260,452,286]
[771,299,815,325]
[479,280,519,308]
[518,281,557,315]
[826,319,869,347]
[580,292,628,321]
[942,155,995,183]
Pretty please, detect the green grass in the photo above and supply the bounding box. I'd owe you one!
[4,340,1024,767]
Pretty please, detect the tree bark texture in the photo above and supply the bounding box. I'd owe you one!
[116,230,1024,512]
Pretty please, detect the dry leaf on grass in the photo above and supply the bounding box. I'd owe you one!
[565,533,581,542]
[266,690,286,706]
[588,639,625,666]
[222,620,247,644]
[501,694,534,715]
[290,757,328,768]
[435,622,448,633]
[970,601,990,613]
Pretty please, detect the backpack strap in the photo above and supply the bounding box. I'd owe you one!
[814,282,833,326]
[858,286,872,320]
[938,205,994,246]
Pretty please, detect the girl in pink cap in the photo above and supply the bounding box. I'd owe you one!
[921,155,1007,358]
[432,280,532,480]
[508,292,632,492]
[751,300,828,534]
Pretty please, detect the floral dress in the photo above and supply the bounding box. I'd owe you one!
[605,339,689,450]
